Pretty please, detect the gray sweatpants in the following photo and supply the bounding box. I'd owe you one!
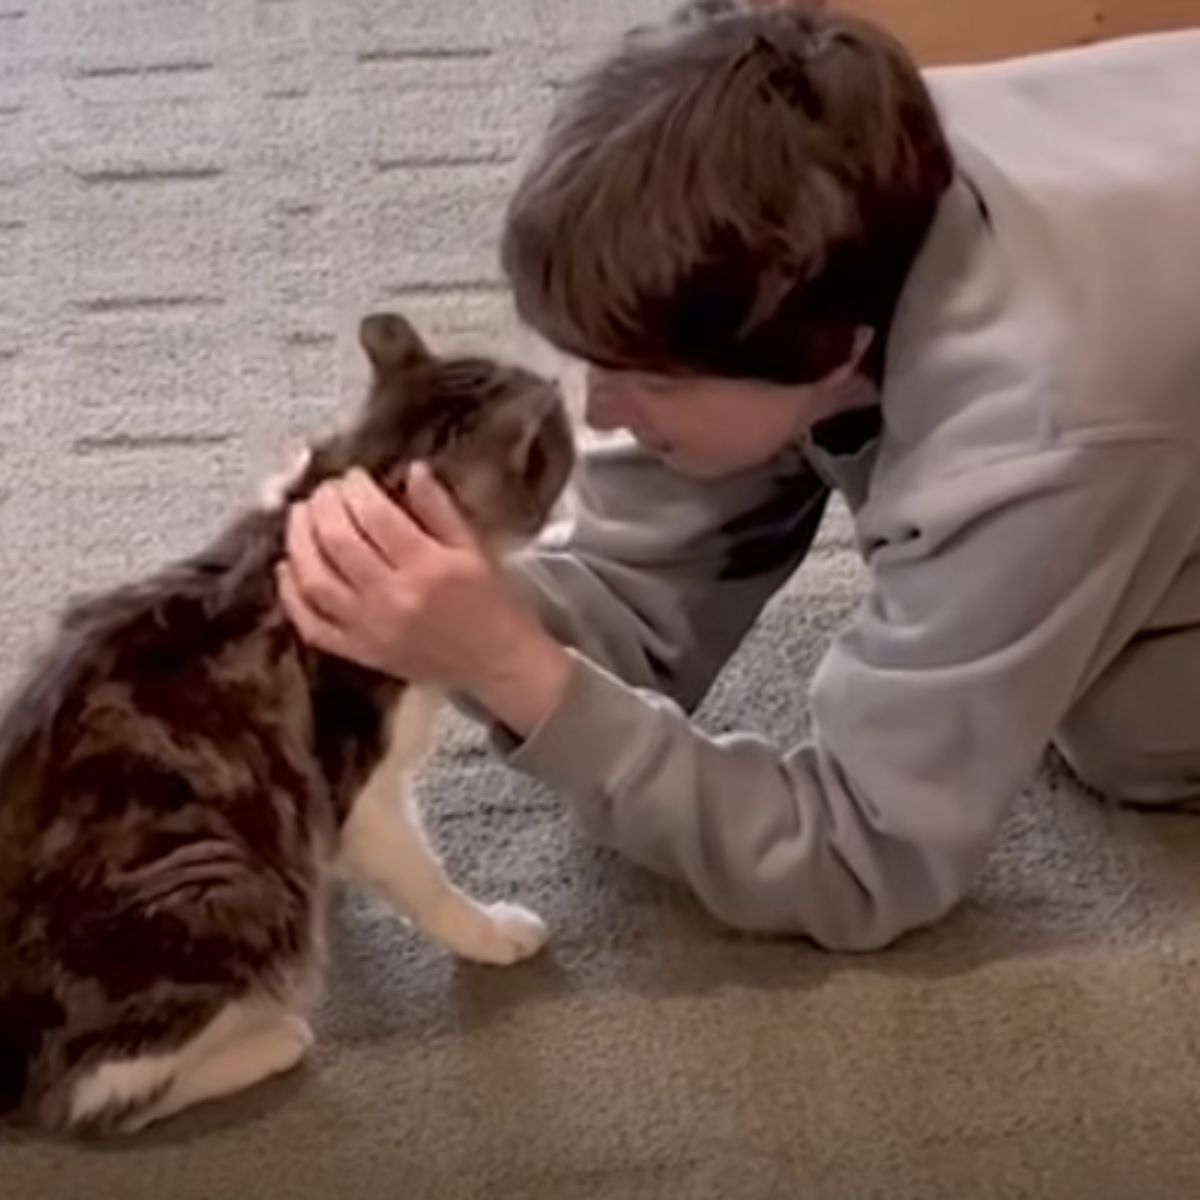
[1059,555,1200,807]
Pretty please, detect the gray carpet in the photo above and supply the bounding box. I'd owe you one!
[5,2,1200,1197]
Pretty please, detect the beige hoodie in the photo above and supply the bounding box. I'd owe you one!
[497,31,1200,949]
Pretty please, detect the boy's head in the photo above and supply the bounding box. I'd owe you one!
[500,1,954,476]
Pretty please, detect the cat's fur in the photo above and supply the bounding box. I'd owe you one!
[0,312,575,1136]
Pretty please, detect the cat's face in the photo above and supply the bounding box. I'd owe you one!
[346,313,575,549]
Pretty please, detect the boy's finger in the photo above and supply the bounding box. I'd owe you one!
[340,468,427,565]
[277,563,352,658]
[404,462,478,551]
[285,501,358,619]
[308,480,392,590]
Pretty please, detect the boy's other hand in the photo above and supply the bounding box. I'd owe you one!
[277,465,572,735]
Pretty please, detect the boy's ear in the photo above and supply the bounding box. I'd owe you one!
[359,312,431,376]
[822,325,875,388]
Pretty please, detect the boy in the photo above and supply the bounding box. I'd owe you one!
[278,3,1200,950]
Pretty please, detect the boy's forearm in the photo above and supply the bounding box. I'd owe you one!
[493,443,1188,949]
[493,651,978,951]
[506,434,831,714]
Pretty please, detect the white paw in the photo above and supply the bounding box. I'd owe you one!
[276,1015,317,1058]
[464,902,550,966]
[248,1015,316,1081]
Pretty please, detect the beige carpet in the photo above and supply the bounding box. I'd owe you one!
[4,2,1200,1196]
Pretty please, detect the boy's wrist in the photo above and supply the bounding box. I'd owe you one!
[468,623,574,739]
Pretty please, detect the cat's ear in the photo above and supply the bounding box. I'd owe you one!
[508,414,545,478]
[359,312,431,377]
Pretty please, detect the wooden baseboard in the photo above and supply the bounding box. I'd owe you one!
[836,0,1200,64]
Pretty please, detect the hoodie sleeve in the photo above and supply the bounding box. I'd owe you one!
[503,438,1197,950]
[510,432,832,714]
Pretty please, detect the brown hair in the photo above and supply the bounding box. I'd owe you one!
[500,0,954,384]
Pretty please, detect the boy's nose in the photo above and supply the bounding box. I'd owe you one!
[584,372,631,431]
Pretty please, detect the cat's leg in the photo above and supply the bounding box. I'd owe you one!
[338,690,548,966]
[120,1014,314,1133]
[341,775,548,965]
[66,998,312,1135]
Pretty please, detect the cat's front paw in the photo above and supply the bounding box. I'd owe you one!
[467,902,549,966]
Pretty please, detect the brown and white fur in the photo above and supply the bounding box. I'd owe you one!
[0,312,575,1136]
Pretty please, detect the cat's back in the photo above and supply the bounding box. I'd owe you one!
[0,535,337,1123]
[2,524,305,818]
[0,509,353,1125]
[1,569,327,881]
[0,527,327,973]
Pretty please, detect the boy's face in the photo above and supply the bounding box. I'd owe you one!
[584,359,864,478]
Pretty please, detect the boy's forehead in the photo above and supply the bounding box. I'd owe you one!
[593,365,777,404]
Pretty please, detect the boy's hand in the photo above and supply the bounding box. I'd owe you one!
[277,464,572,735]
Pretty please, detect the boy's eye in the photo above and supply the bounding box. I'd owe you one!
[638,374,682,396]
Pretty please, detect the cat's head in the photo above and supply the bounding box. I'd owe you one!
[304,312,575,550]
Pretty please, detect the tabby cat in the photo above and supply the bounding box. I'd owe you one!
[0,312,574,1135]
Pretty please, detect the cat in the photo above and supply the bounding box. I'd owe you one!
[0,311,575,1136]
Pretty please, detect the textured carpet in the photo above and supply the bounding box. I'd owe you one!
[4,3,1200,1197]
